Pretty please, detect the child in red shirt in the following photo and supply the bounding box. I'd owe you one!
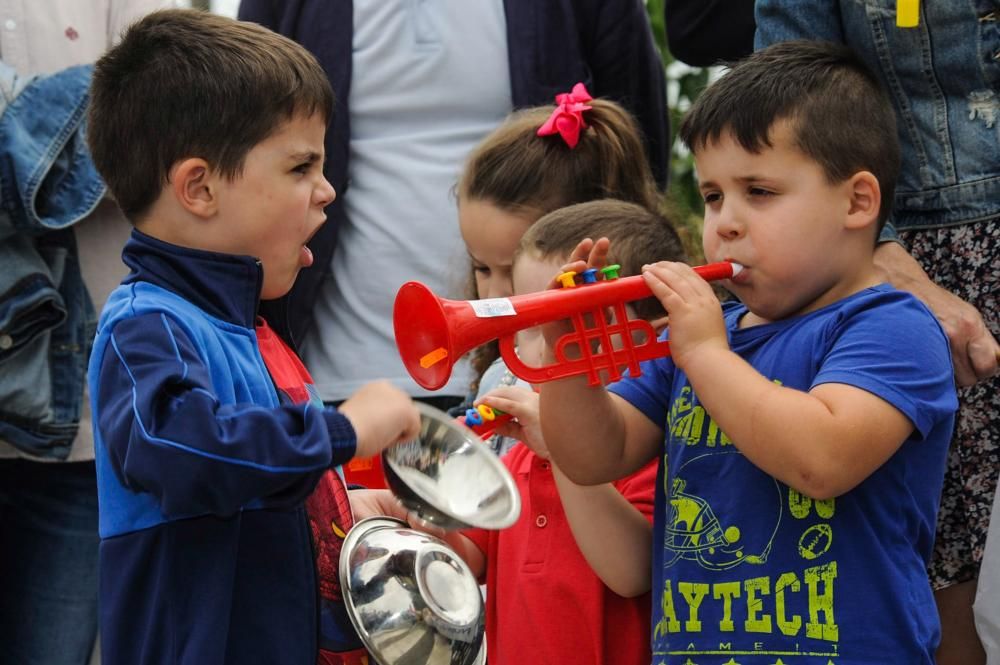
[448,199,687,664]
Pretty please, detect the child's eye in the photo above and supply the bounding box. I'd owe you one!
[292,163,311,174]
[748,187,775,197]
[702,192,722,204]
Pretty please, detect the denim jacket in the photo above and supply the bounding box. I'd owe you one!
[0,62,105,459]
[756,0,1000,239]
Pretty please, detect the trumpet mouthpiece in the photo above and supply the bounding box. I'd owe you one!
[729,262,744,276]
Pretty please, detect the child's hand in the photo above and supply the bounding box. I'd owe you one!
[641,261,729,369]
[556,236,612,281]
[477,386,548,459]
[348,490,447,536]
[338,381,421,458]
[348,488,410,522]
[540,236,612,355]
[350,490,460,552]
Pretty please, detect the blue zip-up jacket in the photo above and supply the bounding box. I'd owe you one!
[89,230,359,665]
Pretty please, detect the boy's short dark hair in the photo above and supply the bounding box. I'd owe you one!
[520,199,687,321]
[679,40,900,232]
[88,9,334,222]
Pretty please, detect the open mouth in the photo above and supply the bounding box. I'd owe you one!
[300,221,324,268]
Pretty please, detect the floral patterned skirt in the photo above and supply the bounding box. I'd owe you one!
[901,217,1000,589]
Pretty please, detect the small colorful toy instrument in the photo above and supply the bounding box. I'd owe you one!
[394,261,741,390]
[457,403,513,439]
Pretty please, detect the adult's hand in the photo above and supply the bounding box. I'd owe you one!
[875,242,999,386]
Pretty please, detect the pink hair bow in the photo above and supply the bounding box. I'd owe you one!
[536,82,593,148]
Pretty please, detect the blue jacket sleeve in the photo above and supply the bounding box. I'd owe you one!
[95,311,357,518]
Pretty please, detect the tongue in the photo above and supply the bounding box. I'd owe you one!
[301,245,314,267]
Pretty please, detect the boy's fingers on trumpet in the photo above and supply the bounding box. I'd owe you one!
[552,237,612,290]
[576,237,611,271]
[643,261,719,304]
[568,237,595,264]
[647,314,671,335]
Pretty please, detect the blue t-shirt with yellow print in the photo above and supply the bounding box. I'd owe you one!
[609,285,956,665]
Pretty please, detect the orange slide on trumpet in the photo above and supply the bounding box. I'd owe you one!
[394,262,741,390]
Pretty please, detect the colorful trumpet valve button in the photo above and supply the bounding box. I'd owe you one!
[465,408,484,427]
[896,0,919,27]
[419,347,448,369]
[477,404,496,421]
[600,264,621,280]
[581,268,599,284]
[556,271,578,288]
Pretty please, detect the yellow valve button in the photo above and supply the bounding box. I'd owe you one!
[556,271,578,288]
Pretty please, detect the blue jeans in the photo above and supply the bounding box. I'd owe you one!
[0,460,99,665]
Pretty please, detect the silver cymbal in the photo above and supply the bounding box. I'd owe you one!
[382,401,521,530]
[339,516,487,665]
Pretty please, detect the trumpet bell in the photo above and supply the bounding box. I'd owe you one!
[395,281,523,391]
[394,281,457,391]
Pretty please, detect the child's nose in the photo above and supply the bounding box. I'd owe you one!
[714,210,745,239]
[315,177,336,207]
[484,279,512,300]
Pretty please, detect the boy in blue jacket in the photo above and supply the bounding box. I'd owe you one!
[85,10,420,664]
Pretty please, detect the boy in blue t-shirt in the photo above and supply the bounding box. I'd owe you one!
[85,10,421,664]
[539,40,958,664]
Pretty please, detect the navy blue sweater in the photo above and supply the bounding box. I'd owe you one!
[89,231,358,664]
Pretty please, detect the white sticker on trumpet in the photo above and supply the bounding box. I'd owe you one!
[470,298,516,318]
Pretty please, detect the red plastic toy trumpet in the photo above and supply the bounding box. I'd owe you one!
[394,261,741,390]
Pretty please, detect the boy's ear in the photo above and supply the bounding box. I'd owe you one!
[170,158,218,219]
[844,170,881,231]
